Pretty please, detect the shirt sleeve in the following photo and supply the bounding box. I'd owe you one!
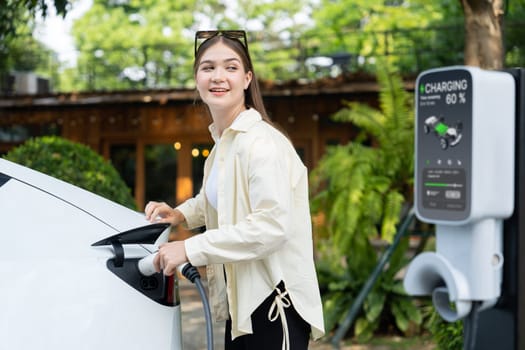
[185,130,296,266]
[176,189,207,230]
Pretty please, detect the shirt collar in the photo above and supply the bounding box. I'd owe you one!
[208,108,263,142]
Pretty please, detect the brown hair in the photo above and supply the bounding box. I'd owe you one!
[193,35,273,124]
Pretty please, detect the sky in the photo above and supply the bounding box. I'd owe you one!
[33,0,93,67]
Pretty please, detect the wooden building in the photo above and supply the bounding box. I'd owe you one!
[0,77,391,209]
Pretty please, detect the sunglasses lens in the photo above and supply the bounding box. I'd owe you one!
[195,30,248,56]
[197,31,216,40]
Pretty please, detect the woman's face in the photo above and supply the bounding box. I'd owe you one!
[195,42,252,114]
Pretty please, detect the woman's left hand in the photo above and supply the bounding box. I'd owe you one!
[153,241,189,276]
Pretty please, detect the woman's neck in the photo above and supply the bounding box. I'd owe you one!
[210,103,247,137]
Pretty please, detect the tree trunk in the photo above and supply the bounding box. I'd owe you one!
[460,0,505,69]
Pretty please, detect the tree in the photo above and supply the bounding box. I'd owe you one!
[0,0,72,92]
[1,0,70,43]
[71,0,201,90]
[67,0,316,91]
[3,21,55,71]
[213,0,317,81]
[10,0,525,91]
[460,0,505,69]
[306,0,465,74]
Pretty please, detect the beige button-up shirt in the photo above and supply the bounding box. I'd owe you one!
[177,108,325,341]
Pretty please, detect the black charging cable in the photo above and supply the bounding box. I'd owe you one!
[179,263,214,350]
[463,301,481,350]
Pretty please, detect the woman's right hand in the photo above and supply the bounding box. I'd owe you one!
[144,201,184,226]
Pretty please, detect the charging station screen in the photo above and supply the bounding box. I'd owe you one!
[416,69,472,221]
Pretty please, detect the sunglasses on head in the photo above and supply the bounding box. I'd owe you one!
[194,30,248,57]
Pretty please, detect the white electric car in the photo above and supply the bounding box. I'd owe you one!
[0,158,182,350]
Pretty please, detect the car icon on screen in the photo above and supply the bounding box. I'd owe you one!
[424,116,463,150]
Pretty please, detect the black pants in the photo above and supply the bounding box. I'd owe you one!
[224,282,310,350]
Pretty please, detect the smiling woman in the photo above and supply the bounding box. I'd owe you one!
[144,31,325,350]
[194,42,253,134]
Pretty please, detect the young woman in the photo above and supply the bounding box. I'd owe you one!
[145,30,324,350]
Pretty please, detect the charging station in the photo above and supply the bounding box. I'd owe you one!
[404,66,525,349]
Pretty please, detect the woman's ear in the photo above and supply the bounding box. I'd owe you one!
[244,71,253,90]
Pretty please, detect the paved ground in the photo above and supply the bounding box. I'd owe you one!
[179,279,224,350]
[179,279,435,350]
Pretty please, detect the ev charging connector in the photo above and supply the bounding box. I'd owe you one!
[404,66,516,322]
[138,253,214,350]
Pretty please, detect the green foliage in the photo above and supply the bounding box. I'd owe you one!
[9,0,525,89]
[307,0,465,74]
[311,62,413,243]
[66,0,316,90]
[4,23,56,73]
[223,0,315,82]
[71,0,199,91]
[311,62,417,339]
[426,308,463,350]
[0,0,70,76]
[372,238,423,338]
[505,1,525,67]
[3,136,136,210]
[0,0,70,42]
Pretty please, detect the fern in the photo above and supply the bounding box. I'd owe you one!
[312,61,419,340]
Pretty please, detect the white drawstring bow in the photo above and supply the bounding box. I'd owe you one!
[268,287,292,350]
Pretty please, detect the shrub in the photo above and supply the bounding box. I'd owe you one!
[3,136,136,209]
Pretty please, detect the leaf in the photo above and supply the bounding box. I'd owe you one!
[364,290,385,322]
[389,280,408,295]
[381,191,406,241]
[322,291,353,333]
[391,301,409,332]
[354,316,377,342]
[399,298,423,325]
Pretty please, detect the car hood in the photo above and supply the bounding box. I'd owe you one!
[0,158,148,233]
